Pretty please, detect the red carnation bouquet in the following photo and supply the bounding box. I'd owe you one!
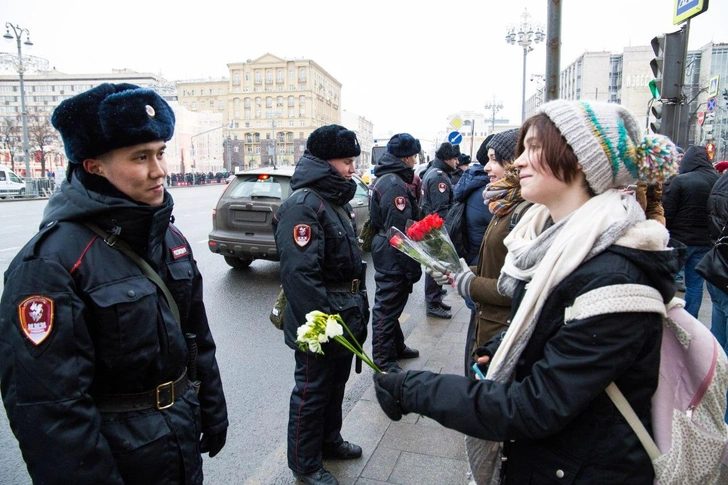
[388,214,461,276]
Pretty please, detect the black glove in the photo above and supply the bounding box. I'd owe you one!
[373,371,407,421]
[200,429,227,458]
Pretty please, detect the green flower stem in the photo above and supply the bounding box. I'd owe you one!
[333,336,381,373]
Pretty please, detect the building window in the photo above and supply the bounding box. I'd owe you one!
[235,110,240,118]
[191,102,196,109]
[299,68,306,81]
[218,88,223,95]
[244,98,251,108]
[245,110,251,119]
[289,69,294,79]
[266,97,273,108]
[233,72,240,85]
[255,71,262,83]
[277,70,284,82]
[209,100,214,108]
[245,72,250,81]
[218,101,224,109]
[266,71,273,83]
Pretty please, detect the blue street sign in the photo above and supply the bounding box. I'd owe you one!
[447,131,463,145]
[707,97,717,113]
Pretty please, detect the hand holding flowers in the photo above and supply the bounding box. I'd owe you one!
[388,214,462,277]
[296,311,381,372]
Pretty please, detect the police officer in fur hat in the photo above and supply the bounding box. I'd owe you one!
[421,142,460,318]
[368,133,423,373]
[0,83,228,485]
[273,124,369,485]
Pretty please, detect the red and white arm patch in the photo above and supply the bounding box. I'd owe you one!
[394,196,407,212]
[293,224,312,248]
[18,295,54,346]
[171,245,189,259]
[438,182,447,193]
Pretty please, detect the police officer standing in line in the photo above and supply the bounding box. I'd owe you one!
[369,133,423,373]
[274,125,369,485]
[0,83,228,485]
[421,142,460,318]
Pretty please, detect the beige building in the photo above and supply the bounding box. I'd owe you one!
[176,53,344,170]
[342,109,374,169]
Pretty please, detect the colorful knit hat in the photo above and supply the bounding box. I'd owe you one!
[538,100,678,194]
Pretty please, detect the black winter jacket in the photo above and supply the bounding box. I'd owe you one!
[453,164,492,260]
[396,243,678,485]
[708,171,728,242]
[420,158,455,219]
[370,153,422,280]
[273,153,369,356]
[0,172,228,485]
[662,145,718,246]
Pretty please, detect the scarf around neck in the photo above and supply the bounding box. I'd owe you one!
[484,167,522,217]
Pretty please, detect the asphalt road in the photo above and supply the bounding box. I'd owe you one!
[0,185,422,484]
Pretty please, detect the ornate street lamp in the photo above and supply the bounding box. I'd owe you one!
[4,23,34,195]
[484,95,504,133]
[505,9,545,123]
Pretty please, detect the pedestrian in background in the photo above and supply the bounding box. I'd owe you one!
[453,136,494,267]
[0,83,228,485]
[662,145,719,317]
[369,133,423,373]
[373,100,678,485]
[420,142,460,318]
[273,125,369,485]
[451,152,472,186]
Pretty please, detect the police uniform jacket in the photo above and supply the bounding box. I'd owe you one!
[370,153,422,280]
[0,171,228,485]
[395,244,678,484]
[420,158,455,219]
[274,153,369,357]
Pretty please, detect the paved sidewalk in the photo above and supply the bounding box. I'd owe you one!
[328,292,473,485]
[324,287,714,485]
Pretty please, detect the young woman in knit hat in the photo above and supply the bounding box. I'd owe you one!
[372,100,679,485]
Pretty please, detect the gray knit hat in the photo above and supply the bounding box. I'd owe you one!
[539,100,678,194]
[487,129,519,163]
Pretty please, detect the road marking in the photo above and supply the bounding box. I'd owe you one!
[399,312,410,323]
[0,247,20,252]
[197,239,208,244]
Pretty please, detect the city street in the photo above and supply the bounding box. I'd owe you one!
[0,184,430,484]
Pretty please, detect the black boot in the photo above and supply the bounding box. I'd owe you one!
[293,468,339,485]
[427,305,452,319]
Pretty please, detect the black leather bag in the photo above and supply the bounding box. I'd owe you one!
[696,234,728,294]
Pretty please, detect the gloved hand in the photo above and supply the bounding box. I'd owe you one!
[373,371,407,421]
[200,429,227,457]
[424,262,450,286]
[453,258,475,299]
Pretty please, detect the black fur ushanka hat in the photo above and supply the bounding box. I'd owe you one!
[51,83,175,163]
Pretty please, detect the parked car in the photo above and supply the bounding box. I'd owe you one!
[208,166,370,268]
[0,165,26,198]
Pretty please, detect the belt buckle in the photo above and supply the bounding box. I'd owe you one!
[156,381,175,410]
[350,279,360,293]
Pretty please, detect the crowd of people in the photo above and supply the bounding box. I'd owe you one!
[167,171,229,186]
[0,81,726,485]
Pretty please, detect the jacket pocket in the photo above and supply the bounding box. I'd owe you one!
[165,260,194,320]
[87,276,159,365]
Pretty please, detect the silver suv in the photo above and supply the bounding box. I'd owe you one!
[208,166,370,268]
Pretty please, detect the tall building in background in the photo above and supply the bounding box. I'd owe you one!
[176,53,344,171]
[342,109,374,169]
[524,41,728,157]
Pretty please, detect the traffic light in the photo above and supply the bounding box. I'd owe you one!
[649,31,685,100]
[650,103,663,134]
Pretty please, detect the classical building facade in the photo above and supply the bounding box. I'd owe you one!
[176,53,344,170]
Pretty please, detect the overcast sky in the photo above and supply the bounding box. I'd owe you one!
[1,0,725,143]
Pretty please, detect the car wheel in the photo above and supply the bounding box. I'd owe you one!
[224,256,252,269]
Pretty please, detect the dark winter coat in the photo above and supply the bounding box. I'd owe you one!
[370,153,422,280]
[662,146,719,246]
[420,158,455,219]
[708,171,728,243]
[397,243,678,485]
[273,153,369,356]
[453,164,492,258]
[0,172,228,485]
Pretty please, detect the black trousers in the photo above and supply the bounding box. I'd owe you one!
[424,273,443,306]
[371,272,412,369]
[287,350,353,474]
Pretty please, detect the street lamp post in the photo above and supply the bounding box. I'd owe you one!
[506,9,545,123]
[4,23,34,195]
[484,95,504,133]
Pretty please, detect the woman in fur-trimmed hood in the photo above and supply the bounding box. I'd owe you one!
[371,100,680,484]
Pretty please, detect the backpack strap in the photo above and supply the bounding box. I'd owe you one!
[605,383,662,460]
[509,200,534,231]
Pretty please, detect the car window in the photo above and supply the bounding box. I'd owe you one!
[9,173,21,183]
[354,178,369,199]
[0,171,6,181]
[228,175,288,199]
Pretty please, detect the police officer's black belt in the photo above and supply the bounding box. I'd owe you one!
[95,369,189,413]
[325,279,361,293]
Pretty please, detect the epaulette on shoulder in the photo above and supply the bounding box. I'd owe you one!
[20,220,60,261]
[436,170,443,174]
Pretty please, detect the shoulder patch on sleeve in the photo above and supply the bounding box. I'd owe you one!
[394,196,407,212]
[293,224,312,247]
[18,296,54,345]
